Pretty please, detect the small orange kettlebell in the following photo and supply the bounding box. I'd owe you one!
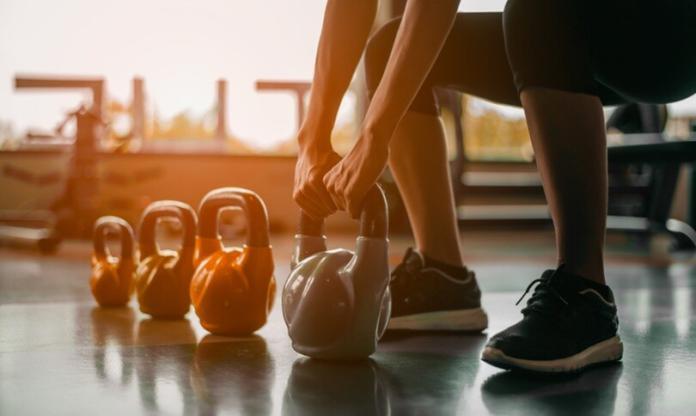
[190,188,275,336]
[90,216,135,307]
[135,200,198,319]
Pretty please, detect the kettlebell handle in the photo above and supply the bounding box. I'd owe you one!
[198,187,270,247]
[93,216,134,262]
[298,185,388,239]
[139,201,198,260]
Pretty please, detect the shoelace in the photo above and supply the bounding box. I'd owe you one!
[515,272,569,315]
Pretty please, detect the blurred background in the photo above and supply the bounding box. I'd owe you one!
[1,0,696,251]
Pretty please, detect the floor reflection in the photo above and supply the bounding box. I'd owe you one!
[41,261,696,415]
[192,335,275,416]
[283,358,388,416]
[615,269,696,416]
[379,331,485,414]
[89,307,136,386]
[283,332,486,415]
[481,364,622,415]
[135,318,198,415]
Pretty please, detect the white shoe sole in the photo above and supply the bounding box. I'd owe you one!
[387,308,488,331]
[481,335,623,373]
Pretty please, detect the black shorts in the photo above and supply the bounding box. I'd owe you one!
[364,0,696,114]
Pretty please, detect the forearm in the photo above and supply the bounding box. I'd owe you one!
[362,0,460,143]
[299,0,378,150]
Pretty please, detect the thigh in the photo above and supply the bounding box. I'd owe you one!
[503,0,628,105]
[365,13,521,113]
[587,0,696,103]
[503,0,695,104]
[428,13,521,107]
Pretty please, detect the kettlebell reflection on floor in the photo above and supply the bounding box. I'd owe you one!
[134,318,198,415]
[89,306,136,386]
[192,334,275,415]
[282,358,389,416]
[283,339,483,416]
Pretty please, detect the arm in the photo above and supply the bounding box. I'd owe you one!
[324,0,461,217]
[294,0,379,219]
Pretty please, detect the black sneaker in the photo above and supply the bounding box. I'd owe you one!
[387,248,488,331]
[481,266,623,374]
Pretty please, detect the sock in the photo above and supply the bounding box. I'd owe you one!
[423,255,470,280]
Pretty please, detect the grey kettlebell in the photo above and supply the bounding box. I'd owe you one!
[282,185,392,359]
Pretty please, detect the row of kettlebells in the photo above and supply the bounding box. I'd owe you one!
[91,187,275,336]
[91,185,392,359]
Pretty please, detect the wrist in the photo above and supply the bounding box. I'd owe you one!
[360,120,392,150]
[298,134,333,157]
[298,119,334,152]
[298,131,330,153]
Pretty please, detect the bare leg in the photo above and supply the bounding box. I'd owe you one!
[521,88,607,284]
[388,111,463,267]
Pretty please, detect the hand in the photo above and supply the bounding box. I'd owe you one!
[323,131,389,219]
[293,140,341,220]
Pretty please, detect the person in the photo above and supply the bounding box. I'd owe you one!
[293,0,696,373]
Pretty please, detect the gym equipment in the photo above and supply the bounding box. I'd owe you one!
[90,216,135,307]
[282,185,392,360]
[135,201,197,319]
[190,188,275,336]
[0,77,105,253]
[606,103,696,250]
[255,80,311,131]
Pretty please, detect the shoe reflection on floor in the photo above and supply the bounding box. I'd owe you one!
[481,363,623,415]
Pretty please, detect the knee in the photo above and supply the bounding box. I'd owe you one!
[364,18,401,94]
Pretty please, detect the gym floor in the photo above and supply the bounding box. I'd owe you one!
[1,230,695,415]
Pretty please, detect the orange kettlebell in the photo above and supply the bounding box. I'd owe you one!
[190,187,275,336]
[135,200,198,319]
[90,216,135,307]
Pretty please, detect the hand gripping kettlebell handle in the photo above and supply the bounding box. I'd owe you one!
[138,201,198,260]
[297,185,388,240]
[198,187,270,247]
[297,211,325,237]
[93,216,135,263]
[358,185,388,239]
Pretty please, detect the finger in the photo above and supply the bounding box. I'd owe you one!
[347,200,361,219]
[304,182,336,216]
[310,180,337,214]
[295,190,326,220]
[323,172,346,212]
[328,184,346,212]
[295,181,331,218]
[346,189,365,220]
